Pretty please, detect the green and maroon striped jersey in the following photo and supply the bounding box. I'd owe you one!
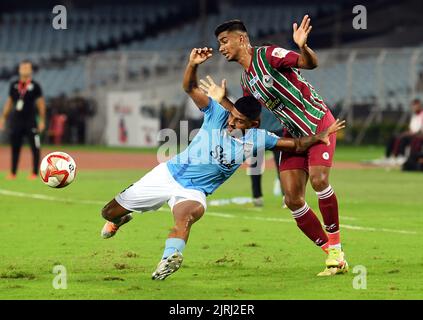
[240,45,328,137]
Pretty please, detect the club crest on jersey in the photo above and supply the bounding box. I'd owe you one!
[263,75,273,88]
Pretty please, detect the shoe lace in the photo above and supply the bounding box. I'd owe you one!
[327,248,340,260]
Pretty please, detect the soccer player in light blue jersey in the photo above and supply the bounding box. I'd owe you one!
[100,47,345,280]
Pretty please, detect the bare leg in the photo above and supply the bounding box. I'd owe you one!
[152,200,205,280]
[309,166,330,192]
[280,169,308,210]
[101,199,131,224]
[169,200,205,242]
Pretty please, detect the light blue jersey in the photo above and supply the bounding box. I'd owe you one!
[167,98,279,196]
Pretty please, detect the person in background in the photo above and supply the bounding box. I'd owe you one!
[0,60,46,180]
[384,99,423,165]
[249,106,286,208]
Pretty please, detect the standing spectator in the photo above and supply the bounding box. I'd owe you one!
[0,60,46,180]
[67,94,95,144]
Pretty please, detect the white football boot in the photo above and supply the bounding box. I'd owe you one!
[152,251,184,280]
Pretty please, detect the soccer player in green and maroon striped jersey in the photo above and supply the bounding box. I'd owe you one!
[210,15,348,276]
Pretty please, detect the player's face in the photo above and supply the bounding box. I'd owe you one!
[226,108,258,136]
[217,31,243,61]
[19,63,33,78]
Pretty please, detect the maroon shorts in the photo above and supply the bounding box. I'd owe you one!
[280,111,336,172]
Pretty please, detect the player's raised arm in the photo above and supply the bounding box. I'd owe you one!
[273,119,346,152]
[293,15,318,69]
[183,47,213,109]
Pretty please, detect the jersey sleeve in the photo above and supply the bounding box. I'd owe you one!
[264,130,279,149]
[201,97,230,129]
[265,45,299,69]
[253,129,279,152]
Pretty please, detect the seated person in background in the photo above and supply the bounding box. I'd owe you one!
[402,129,423,171]
[385,98,423,165]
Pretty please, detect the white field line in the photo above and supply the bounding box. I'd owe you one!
[0,188,105,205]
[0,189,417,235]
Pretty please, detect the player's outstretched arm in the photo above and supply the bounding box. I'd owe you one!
[273,119,346,152]
[293,15,318,69]
[183,47,213,109]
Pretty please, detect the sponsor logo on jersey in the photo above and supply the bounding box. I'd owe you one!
[210,145,236,169]
[252,90,261,100]
[263,75,274,88]
[271,47,289,59]
[249,75,259,86]
[265,97,281,110]
[322,152,330,160]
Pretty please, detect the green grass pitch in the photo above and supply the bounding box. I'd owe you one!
[0,146,422,299]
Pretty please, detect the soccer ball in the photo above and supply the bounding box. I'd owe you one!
[39,152,77,188]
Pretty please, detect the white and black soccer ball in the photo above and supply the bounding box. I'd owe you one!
[39,152,77,188]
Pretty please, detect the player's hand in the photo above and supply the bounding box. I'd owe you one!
[199,75,226,103]
[0,117,5,131]
[189,47,213,66]
[293,15,312,48]
[317,119,346,146]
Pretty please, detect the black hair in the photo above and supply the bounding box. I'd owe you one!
[234,96,261,121]
[214,19,247,37]
[20,60,32,65]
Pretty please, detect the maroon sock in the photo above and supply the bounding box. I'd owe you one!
[291,203,328,247]
[316,185,340,234]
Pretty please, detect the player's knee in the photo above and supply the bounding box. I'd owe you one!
[284,195,305,210]
[187,208,205,226]
[310,174,329,191]
[181,207,205,226]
